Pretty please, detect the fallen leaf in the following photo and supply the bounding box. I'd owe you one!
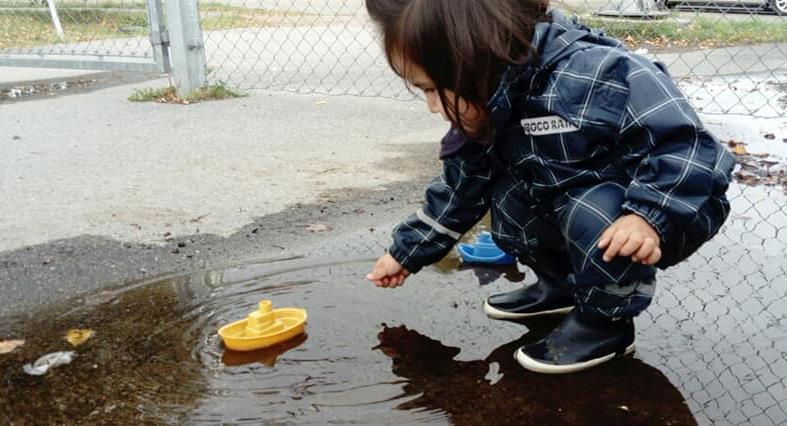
[752,152,770,158]
[733,145,747,155]
[305,223,332,232]
[0,339,25,354]
[734,170,761,186]
[764,133,775,140]
[65,329,95,347]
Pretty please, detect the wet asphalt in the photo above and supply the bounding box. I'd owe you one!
[0,170,433,319]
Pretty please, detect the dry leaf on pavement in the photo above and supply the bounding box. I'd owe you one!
[0,339,25,354]
[305,223,332,232]
[65,329,95,347]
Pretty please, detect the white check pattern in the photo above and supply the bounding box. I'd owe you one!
[387,10,734,317]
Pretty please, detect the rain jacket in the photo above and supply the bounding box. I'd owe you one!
[388,10,735,273]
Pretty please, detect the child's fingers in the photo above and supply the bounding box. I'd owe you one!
[632,237,657,262]
[598,226,616,249]
[643,247,662,265]
[366,270,383,285]
[379,275,404,289]
[619,232,643,257]
[367,265,386,281]
[602,230,628,262]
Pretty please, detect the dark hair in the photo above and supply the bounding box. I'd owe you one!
[366,0,549,135]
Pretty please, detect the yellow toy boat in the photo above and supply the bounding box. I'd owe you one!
[222,333,308,367]
[218,300,307,352]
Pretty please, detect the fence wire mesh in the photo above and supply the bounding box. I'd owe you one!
[2,0,785,116]
[0,0,154,59]
[198,0,787,118]
[639,183,787,425]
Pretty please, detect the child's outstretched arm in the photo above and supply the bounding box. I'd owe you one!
[367,128,495,287]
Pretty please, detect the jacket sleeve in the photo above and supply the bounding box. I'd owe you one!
[614,54,735,243]
[388,128,495,273]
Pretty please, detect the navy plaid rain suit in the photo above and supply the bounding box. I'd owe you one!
[387,10,736,318]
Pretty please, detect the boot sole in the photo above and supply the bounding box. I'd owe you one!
[483,299,574,319]
[514,343,636,374]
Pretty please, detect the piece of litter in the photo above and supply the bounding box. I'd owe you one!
[619,405,630,411]
[66,329,95,347]
[634,48,649,55]
[484,361,504,385]
[305,223,332,232]
[315,100,328,106]
[23,351,77,375]
[764,133,775,140]
[0,339,25,354]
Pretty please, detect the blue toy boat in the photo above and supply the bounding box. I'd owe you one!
[457,232,516,265]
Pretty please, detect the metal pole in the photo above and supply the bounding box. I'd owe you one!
[45,0,65,40]
[147,0,171,73]
[165,0,207,96]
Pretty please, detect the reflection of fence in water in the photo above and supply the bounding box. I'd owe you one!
[640,184,787,425]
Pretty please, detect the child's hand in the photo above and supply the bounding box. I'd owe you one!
[367,253,410,288]
[598,214,662,265]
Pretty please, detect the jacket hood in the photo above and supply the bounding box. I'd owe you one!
[532,10,624,70]
[486,10,625,129]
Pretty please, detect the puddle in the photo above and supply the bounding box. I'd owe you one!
[1,185,786,424]
[0,257,696,425]
[0,79,99,101]
[679,73,787,118]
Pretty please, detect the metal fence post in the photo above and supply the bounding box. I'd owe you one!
[147,0,171,73]
[44,0,65,40]
[165,0,207,96]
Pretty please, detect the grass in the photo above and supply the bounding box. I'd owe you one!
[127,81,247,103]
[0,9,148,49]
[0,2,297,49]
[579,15,787,48]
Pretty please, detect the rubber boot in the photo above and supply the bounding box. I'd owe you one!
[514,308,635,374]
[483,275,574,320]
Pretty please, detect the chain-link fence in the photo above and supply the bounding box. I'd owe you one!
[197,0,787,117]
[0,0,167,71]
[2,0,786,115]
